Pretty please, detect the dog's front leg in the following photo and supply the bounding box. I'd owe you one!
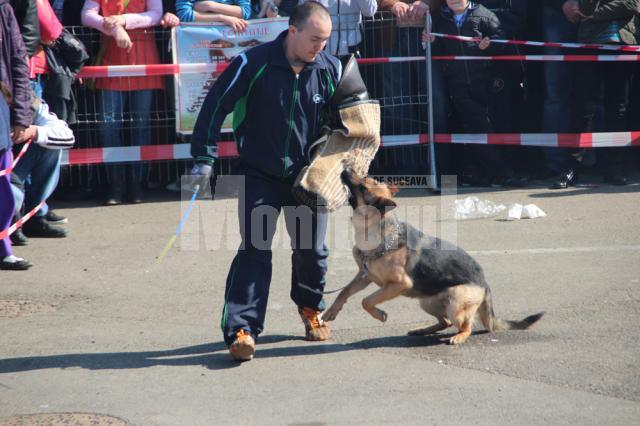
[361,275,412,322]
[323,271,371,321]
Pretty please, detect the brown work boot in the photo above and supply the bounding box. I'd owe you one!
[229,329,255,362]
[298,306,330,341]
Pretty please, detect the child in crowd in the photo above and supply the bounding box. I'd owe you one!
[1,0,32,270]
[10,96,74,246]
[423,0,527,187]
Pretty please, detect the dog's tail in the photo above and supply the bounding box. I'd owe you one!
[479,287,544,332]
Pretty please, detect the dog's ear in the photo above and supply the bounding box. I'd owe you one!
[374,196,397,214]
[387,184,400,196]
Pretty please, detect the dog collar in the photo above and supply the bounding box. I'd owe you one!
[356,218,407,263]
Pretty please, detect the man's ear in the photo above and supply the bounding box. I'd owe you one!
[374,197,397,214]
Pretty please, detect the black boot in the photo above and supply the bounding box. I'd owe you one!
[551,169,577,189]
[22,216,67,238]
[104,182,125,205]
[129,181,143,204]
[10,228,29,246]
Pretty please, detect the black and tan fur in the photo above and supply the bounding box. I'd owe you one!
[323,170,543,344]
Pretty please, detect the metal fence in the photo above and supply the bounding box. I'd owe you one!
[60,12,433,188]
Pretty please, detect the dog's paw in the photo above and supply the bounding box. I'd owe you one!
[448,333,469,345]
[374,308,388,323]
[322,306,339,322]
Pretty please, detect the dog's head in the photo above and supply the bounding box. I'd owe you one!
[341,169,399,215]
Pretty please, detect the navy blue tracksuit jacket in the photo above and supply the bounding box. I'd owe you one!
[191,30,342,179]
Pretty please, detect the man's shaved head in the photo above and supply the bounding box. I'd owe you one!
[289,1,331,30]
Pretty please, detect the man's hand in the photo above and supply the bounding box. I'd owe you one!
[220,15,248,32]
[161,12,180,28]
[391,2,410,19]
[104,15,126,32]
[11,125,29,144]
[421,30,435,44]
[408,1,428,19]
[189,163,213,194]
[114,27,133,52]
[478,37,491,50]
[562,0,587,23]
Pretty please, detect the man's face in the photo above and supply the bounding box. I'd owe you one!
[446,0,469,14]
[289,14,332,63]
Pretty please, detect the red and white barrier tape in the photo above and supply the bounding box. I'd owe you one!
[77,62,229,79]
[76,53,640,78]
[0,141,32,178]
[60,132,640,166]
[431,32,640,53]
[0,200,45,240]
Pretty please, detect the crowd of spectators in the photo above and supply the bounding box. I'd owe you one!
[1,0,640,271]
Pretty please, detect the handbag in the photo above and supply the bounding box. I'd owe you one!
[51,28,90,75]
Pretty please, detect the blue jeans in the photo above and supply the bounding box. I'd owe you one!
[98,89,153,183]
[542,6,577,172]
[12,144,62,218]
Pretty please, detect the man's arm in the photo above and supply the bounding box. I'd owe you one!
[33,102,75,149]
[193,0,251,20]
[191,54,251,165]
[354,0,378,17]
[587,0,640,20]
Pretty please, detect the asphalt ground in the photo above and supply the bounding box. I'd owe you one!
[1,180,639,425]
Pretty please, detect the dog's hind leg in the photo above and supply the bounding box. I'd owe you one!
[446,285,485,345]
[408,319,450,336]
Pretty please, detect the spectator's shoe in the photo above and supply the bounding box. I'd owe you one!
[298,306,330,341]
[0,256,32,271]
[492,176,529,188]
[10,228,29,246]
[550,169,577,189]
[229,329,255,362]
[603,174,628,186]
[22,217,67,238]
[129,182,143,204]
[104,184,124,206]
[460,174,491,187]
[45,211,68,224]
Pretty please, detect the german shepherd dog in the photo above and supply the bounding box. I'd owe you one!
[322,170,543,344]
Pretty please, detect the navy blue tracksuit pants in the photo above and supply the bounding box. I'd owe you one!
[221,163,329,346]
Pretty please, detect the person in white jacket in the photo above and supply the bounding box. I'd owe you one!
[299,0,377,56]
[10,97,74,245]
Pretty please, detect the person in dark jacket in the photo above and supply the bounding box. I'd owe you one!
[426,0,526,186]
[555,0,640,188]
[10,0,40,57]
[1,0,33,145]
[190,1,341,362]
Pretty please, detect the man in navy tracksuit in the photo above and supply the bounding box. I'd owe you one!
[190,1,342,361]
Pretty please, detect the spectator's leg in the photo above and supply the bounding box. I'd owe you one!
[127,89,154,202]
[599,61,635,183]
[14,146,62,218]
[0,150,16,259]
[542,5,577,174]
[99,89,126,204]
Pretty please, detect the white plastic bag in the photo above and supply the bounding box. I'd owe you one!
[454,196,506,220]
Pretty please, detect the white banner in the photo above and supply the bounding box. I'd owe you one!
[172,19,289,135]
